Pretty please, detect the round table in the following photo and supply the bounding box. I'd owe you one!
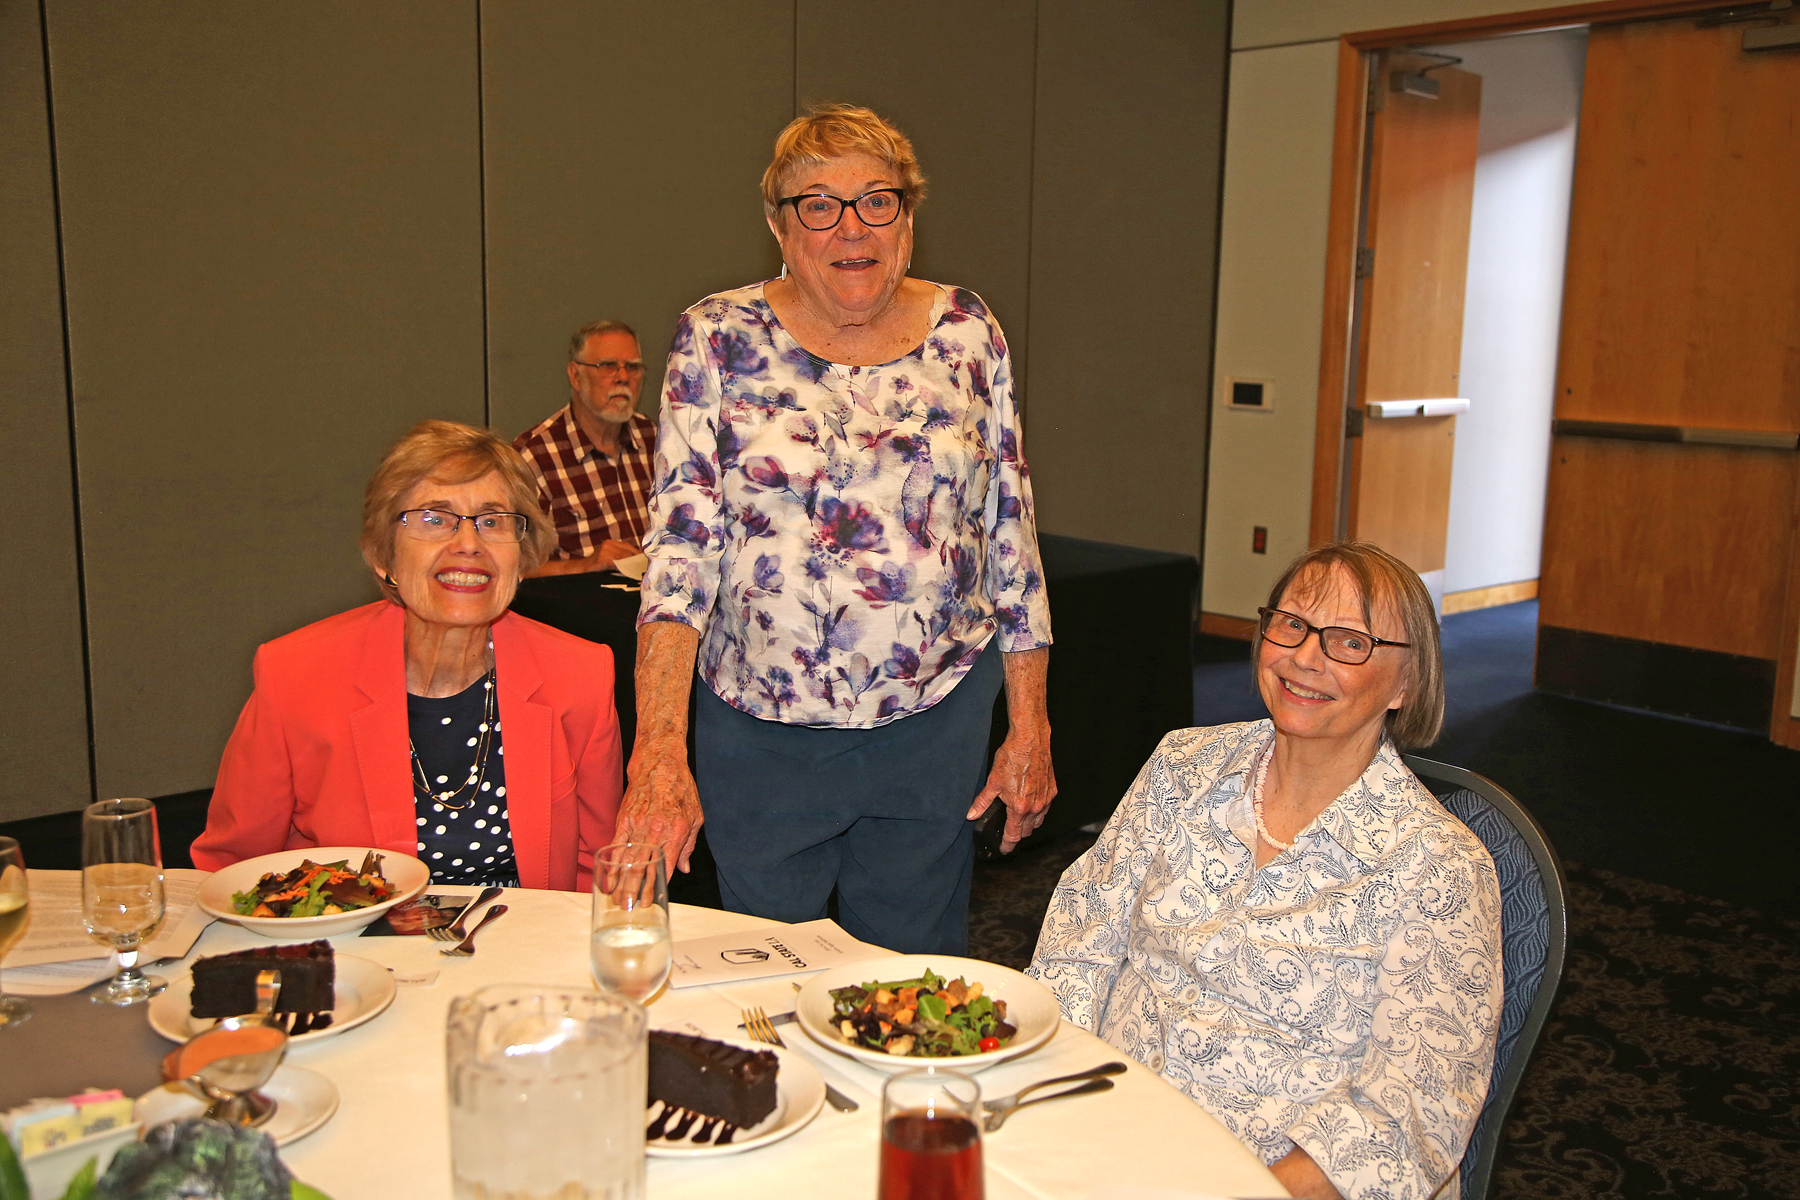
[140,890,1288,1200]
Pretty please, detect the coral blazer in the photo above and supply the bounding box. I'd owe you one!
[192,601,622,893]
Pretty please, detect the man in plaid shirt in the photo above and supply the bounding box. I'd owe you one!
[514,319,657,576]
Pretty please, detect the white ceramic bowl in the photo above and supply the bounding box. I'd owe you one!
[196,847,430,938]
[794,954,1061,1073]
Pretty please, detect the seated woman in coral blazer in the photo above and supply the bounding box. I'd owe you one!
[192,421,623,892]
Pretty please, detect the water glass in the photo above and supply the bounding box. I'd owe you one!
[447,984,647,1200]
[590,842,670,1002]
[81,798,167,1006]
[880,1068,985,1200]
[0,837,32,1027]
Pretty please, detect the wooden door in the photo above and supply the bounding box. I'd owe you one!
[1345,53,1482,603]
[1537,16,1800,738]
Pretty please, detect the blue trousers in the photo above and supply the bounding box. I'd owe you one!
[693,641,1003,954]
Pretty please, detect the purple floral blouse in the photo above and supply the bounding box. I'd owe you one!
[638,281,1052,728]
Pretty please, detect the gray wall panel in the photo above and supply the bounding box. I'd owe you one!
[482,0,793,439]
[1026,0,1230,557]
[0,0,92,821]
[796,0,1037,371]
[46,3,487,799]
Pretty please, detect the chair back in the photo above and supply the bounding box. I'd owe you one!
[1402,755,1567,1200]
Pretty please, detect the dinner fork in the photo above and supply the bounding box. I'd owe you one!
[986,1065,1123,1129]
[438,903,508,957]
[742,1006,859,1113]
[426,886,505,941]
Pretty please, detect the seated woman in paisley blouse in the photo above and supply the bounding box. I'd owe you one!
[1030,542,1500,1200]
[617,104,1054,954]
[193,421,623,892]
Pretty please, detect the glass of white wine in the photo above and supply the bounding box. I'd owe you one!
[82,798,167,1006]
[0,836,32,1027]
[589,842,670,1002]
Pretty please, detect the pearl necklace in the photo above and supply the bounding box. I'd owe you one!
[409,668,496,812]
[1250,748,1294,851]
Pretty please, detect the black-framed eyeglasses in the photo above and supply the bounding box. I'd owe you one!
[1257,607,1411,666]
[397,508,531,544]
[779,187,906,231]
[573,358,645,376]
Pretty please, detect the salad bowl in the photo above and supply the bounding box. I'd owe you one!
[794,953,1061,1073]
[195,846,429,938]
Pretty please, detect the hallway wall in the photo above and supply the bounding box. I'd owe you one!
[1206,0,1590,619]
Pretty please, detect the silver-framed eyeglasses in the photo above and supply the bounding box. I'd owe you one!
[573,358,645,376]
[397,509,530,544]
[1257,607,1411,666]
[779,187,906,231]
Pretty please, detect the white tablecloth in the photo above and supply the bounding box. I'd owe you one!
[164,889,1286,1200]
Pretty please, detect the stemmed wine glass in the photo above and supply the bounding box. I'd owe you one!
[0,837,32,1027]
[589,842,671,1002]
[81,798,167,1006]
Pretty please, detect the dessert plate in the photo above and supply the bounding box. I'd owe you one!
[147,954,398,1045]
[136,1065,339,1146]
[645,1038,825,1158]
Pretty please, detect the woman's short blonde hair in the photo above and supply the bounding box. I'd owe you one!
[1254,541,1445,749]
[360,420,555,603]
[761,103,928,223]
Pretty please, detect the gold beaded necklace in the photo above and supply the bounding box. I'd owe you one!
[409,669,497,812]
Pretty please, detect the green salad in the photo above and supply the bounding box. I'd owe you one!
[828,969,1016,1058]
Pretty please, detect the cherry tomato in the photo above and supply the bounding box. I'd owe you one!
[978,1036,1001,1052]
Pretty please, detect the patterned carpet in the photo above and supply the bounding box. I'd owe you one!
[968,833,1800,1199]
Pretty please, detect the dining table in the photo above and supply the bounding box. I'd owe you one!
[13,885,1288,1200]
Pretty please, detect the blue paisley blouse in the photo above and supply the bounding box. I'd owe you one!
[638,282,1052,728]
[1029,721,1501,1200]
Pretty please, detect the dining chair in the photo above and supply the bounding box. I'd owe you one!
[1402,755,1567,1200]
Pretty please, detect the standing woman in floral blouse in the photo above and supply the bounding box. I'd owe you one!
[1030,543,1501,1200]
[614,104,1054,954]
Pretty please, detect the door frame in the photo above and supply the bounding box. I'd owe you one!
[1307,0,1800,747]
[1307,0,1755,551]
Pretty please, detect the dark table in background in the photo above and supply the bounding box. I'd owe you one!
[508,534,1198,856]
[1011,534,1199,844]
[509,574,643,754]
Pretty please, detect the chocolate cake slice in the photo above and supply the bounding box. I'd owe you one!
[190,940,335,1032]
[647,1031,779,1131]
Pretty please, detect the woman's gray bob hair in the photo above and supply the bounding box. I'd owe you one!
[1253,540,1445,749]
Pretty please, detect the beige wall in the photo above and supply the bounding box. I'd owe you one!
[1204,0,1567,617]
[0,0,92,817]
[4,0,1229,820]
[482,0,792,436]
[1232,0,1558,49]
[1028,0,1229,553]
[46,3,488,806]
[1203,41,1340,619]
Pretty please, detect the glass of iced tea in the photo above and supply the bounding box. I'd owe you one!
[879,1068,984,1200]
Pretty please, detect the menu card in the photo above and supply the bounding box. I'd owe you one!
[10,868,213,968]
[667,918,886,988]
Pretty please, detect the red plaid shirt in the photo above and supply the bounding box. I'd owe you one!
[513,406,657,560]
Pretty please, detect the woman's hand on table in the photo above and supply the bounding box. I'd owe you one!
[619,737,703,873]
[968,647,1056,853]
[621,620,705,871]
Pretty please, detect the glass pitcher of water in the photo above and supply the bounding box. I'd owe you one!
[447,985,647,1200]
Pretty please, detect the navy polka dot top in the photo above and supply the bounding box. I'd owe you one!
[408,672,519,887]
